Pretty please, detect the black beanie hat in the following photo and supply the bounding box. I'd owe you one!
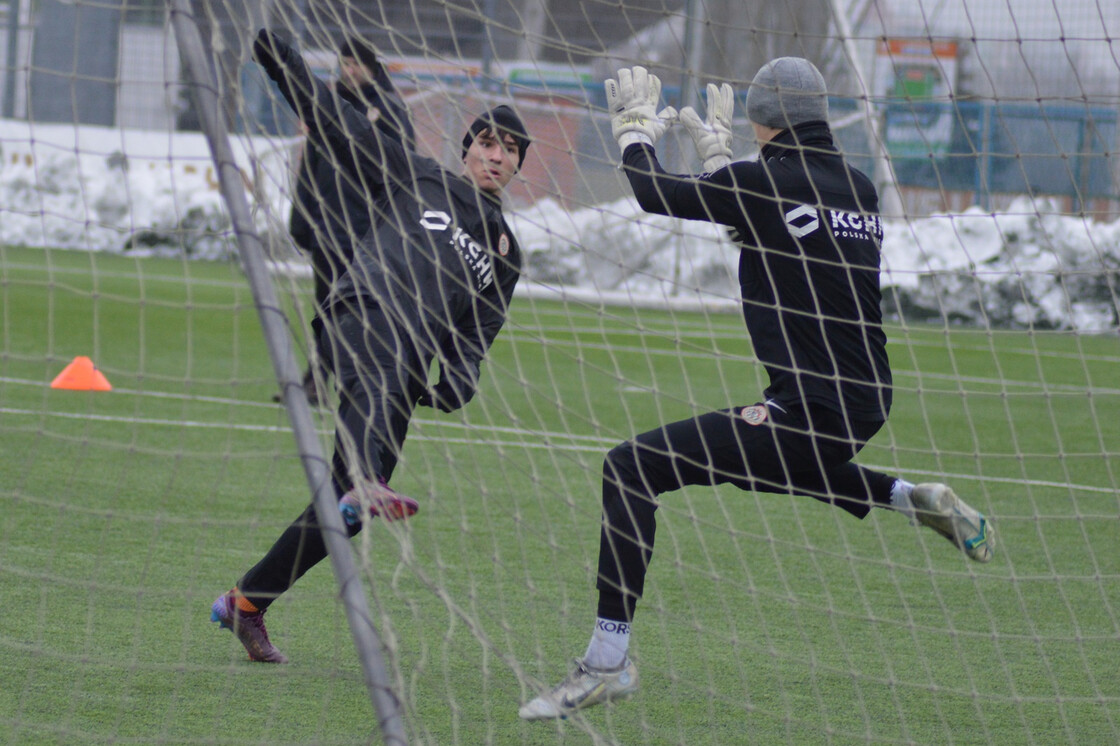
[338,36,381,74]
[461,105,531,169]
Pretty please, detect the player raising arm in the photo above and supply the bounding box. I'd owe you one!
[520,59,995,720]
[210,29,530,664]
[284,33,415,406]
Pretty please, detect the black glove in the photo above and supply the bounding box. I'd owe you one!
[251,29,315,121]
[417,360,480,413]
[251,29,294,80]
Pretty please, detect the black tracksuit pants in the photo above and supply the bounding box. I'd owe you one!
[595,400,897,623]
[302,243,348,386]
[238,306,429,609]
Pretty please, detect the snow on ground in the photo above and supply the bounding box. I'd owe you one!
[1,120,1116,331]
[510,196,1120,332]
[0,120,294,259]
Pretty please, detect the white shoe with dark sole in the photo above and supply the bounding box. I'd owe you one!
[911,483,996,562]
[519,658,639,720]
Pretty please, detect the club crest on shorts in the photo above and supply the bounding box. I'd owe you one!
[498,233,510,256]
[740,405,768,425]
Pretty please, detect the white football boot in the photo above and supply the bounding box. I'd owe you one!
[519,658,639,720]
[911,483,996,562]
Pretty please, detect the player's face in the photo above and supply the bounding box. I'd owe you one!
[463,128,520,195]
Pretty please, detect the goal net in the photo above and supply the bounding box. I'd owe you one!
[2,1,1118,744]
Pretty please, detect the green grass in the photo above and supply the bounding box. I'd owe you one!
[1,245,1118,745]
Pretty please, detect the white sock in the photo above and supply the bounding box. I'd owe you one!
[582,617,631,670]
[889,479,916,520]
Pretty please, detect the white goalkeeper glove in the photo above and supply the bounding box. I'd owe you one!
[678,82,735,172]
[604,66,678,154]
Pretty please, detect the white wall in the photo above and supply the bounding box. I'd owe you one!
[117,24,181,131]
[0,0,33,119]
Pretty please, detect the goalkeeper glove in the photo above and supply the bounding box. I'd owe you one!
[678,82,735,172]
[252,29,294,81]
[251,29,318,124]
[604,66,677,153]
[417,359,480,413]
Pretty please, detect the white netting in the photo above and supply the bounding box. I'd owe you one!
[1,2,1117,744]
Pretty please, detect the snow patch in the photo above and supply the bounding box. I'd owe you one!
[1,120,1115,331]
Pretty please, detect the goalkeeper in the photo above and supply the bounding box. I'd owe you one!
[211,29,529,664]
[520,59,996,719]
[284,34,415,406]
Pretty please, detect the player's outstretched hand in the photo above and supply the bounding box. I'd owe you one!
[604,66,677,154]
[251,29,293,81]
[251,29,318,126]
[678,82,734,172]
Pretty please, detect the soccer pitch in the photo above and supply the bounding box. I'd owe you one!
[1,245,1118,745]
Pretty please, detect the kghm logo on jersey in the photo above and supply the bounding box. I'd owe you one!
[783,204,883,243]
[420,209,451,231]
[452,226,494,290]
[420,210,494,291]
[784,204,819,238]
[829,209,883,242]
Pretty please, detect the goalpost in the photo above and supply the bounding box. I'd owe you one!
[2,1,1118,745]
[169,4,408,743]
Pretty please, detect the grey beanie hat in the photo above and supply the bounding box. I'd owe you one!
[746,57,829,129]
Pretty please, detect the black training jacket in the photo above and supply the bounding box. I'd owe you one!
[259,35,521,374]
[289,79,414,257]
[622,122,892,421]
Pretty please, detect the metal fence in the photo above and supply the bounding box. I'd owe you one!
[237,74,1120,218]
[881,100,1118,212]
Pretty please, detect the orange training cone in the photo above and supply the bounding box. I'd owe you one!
[50,356,113,392]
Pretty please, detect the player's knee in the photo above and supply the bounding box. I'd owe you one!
[603,443,635,496]
[604,441,642,483]
[602,442,658,520]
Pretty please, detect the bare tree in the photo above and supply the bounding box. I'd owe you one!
[695,0,835,84]
[178,0,271,130]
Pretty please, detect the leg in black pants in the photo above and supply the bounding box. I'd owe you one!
[595,402,896,622]
[238,306,429,610]
[306,245,343,396]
